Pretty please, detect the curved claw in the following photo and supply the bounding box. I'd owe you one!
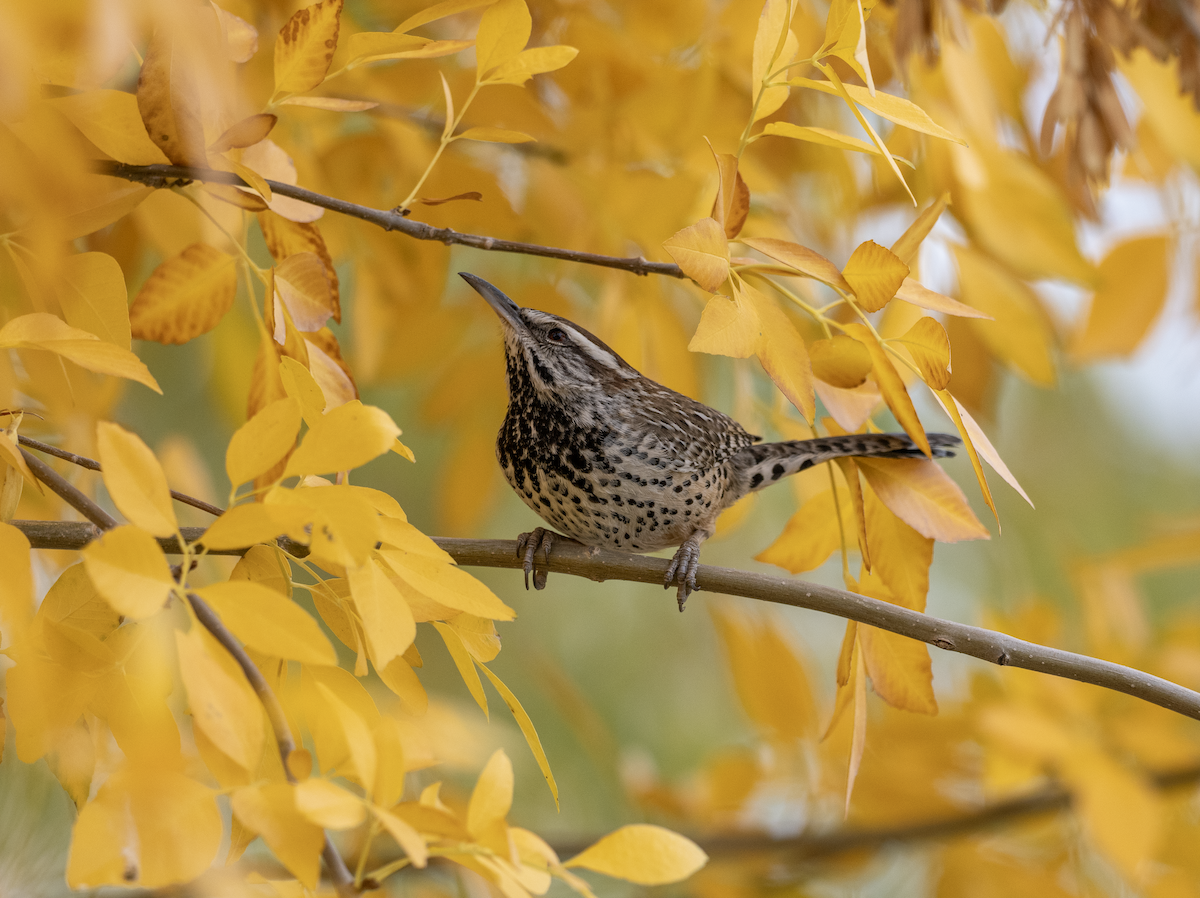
[665,540,703,612]
[515,528,565,591]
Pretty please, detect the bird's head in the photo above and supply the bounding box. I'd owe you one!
[460,272,637,405]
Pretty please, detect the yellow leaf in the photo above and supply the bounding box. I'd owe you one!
[294,778,366,830]
[743,284,815,422]
[279,96,379,111]
[479,663,560,809]
[893,317,950,389]
[857,620,937,714]
[890,194,950,265]
[258,212,340,319]
[814,379,882,433]
[740,237,852,293]
[564,824,707,885]
[862,483,932,610]
[81,526,175,620]
[0,522,33,642]
[856,457,990,542]
[213,3,259,62]
[760,123,913,167]
[136,28,206,167]
[284,401,401,476]
[792,80,966,145]
[275,253,335,331]
[347,557,416,669]
[314,680,377,793]
[467,748,514,837]
[372,805,430,867]
[841,323,930,456]
[487,45,579,84]
[379,547,515,620]
[57,253,131,349]
[0,313,160,392]
[821,0,873,94]
[756,490,851,573]
[396,0,495,33]
[231,783,324,887]
[340,32,426,64]
[708,149,749,240]
[200,503,307,551]
[954,144,1095,285]
[279,356,328,426]
[209,113,278,153]
[846,643,867,810]
[96,422,177,537]
[197,580,336,665]
[66,762,221,888]
[1121,50,1200,171]
[934,390,1032,508]
[175,625,265,771]
[272,484,381,569]
[751,0,797,121]
[433,620,488,717]
[275,0,343,93]
[809,335,872,388]
[663,218,730,292]
[475,0,530,78]
[226,397,303,487]
[378,655,429,715]
[129,244,237,345]
[51,90,171,166]
[241,139,325,223]
[842,240,909,313]
[894,278,992,319]
[372,717,408,807]
[455,126,536,143]
[1073,236,1170,360]
[952,245,1056,385]
[687,294,759,358]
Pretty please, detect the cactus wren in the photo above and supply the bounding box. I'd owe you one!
[461,273,960,610]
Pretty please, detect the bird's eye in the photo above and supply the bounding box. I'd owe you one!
[547,327,570,345]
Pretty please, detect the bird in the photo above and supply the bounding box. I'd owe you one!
[461,272,960,611]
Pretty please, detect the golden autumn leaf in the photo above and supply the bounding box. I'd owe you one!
[756,489,853,573]
[842,240,909,313]
[740,237,852,293]
[274,0,343,93]
[857,621,937,715]
[136,28,207,167]
[279,96,379,111]
[433,620,489,716]
[953,244,1056,385]
[890,194,950,265]
[51,89,171,166]
[81,526,176,619]
[709,150,750,240]
[226,396,303,487]
[455,126,536,143]
[862,483,932,610]
[792,80,966,145]
[258,212,340,321]
[487,45,579,84]
[275,253,335,331]
[209,113,278,153]
[565,824,707,884]
[475,0,531,79]
[231,783,324,887]
[742,284,815,422]
[760,123,914,167]
[752,0,796,120]
[57,252,131,349]
[1073,235,1170,360]
[96,422,177,537]
[894,278,992,319]
[478,663,560,807]
[840,323,930,456]
[809,334,872,387]
[688,293,759,357]
[129,244,237,345]
[347,557,417,668]
[284,401,401,476]
[241,139,324,222]
[663,218,730,292]
[196,580,336,665]
[821,0,874,93]
[0,313,160,392]
[176,624,265,771]
[856,457,990,542]
[893,316,951,389]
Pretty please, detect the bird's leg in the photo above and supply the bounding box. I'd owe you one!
[515,528,581,590]
[664,532,708,611]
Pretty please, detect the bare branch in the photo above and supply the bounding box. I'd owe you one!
[18,435,226,517]
[19,448,117,529]
[14,521,1200,724]
[97,162,685,279]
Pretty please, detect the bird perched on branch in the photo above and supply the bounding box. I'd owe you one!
[461,272,959,610]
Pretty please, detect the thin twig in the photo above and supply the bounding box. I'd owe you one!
[97,162,685,279]
[18,465,354,895]
[18,435,226,517]
[14,522,1200,725]
[19,448,117,529]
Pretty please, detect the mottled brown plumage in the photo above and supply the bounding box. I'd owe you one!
[462,273,959,609]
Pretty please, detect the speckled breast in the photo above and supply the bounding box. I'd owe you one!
[496,410,734,553]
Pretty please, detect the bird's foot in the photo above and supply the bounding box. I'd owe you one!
[515,528,579,590]
[664,540,702,612]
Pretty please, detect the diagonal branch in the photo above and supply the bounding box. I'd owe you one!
[18,435,226,517]
[97,162,685,279]
[13,521,1200,725]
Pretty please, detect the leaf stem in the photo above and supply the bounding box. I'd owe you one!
[397,81,482,210]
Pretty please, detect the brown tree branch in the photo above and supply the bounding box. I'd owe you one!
[14,521,1200,725]
[97,162,685,279]
[18,435,226,517]
[18,463,355,895]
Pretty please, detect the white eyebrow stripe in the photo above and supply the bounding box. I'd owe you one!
[563,325,621,370]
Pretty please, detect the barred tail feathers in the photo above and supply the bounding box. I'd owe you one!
[736,433,960,493]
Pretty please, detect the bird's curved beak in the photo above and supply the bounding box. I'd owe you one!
[459,272,524,332]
